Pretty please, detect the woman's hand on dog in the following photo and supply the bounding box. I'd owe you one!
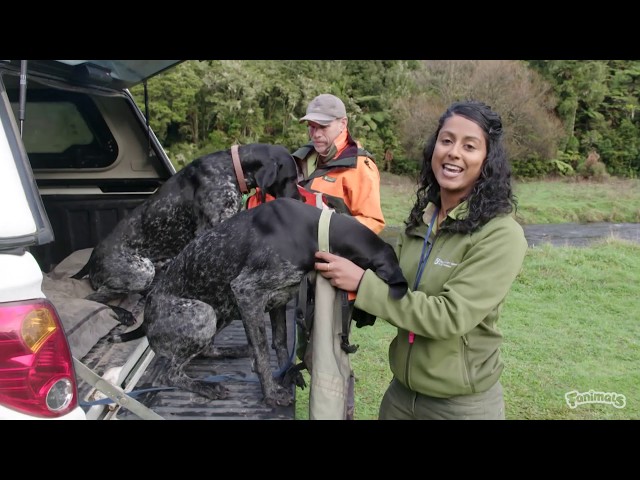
[314,251,364,292]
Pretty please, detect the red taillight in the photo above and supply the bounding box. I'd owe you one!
[0,299,79,418]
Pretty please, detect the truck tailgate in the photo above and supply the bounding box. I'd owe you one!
[77,313,297,420]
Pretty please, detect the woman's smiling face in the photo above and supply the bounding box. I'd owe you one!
[431,114,487,201]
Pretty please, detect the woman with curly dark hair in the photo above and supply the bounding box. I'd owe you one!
[314,100,528,419]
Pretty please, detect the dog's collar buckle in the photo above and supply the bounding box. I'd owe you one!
[231,144,249,194]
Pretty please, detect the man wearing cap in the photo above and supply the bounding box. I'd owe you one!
[293,93,385,234]
[292,94,385,420]
[244,94,385,419]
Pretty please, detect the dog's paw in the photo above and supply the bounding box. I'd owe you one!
[196,383,229,401]
[107,326,145,343]
[264,386,294,407]
[281,365,307,390]
[108,333,123,343]
[109,305,137,326]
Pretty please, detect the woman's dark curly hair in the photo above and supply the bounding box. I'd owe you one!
[405,100,517,235]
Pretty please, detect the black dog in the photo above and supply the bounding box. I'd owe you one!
[72,144,301,324]
[113,198,408,407]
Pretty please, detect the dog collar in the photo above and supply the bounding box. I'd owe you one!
[231,144,249,194]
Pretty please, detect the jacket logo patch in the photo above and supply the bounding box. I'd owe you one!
[434,257,458,268]
[322,175,337,183]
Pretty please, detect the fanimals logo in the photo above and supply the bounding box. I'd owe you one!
[564,390,626,409]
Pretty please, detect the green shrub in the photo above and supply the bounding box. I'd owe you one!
[390,156,420,176]
[512,154,552,179]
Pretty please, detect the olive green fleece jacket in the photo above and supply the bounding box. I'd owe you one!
[354,201,528,398]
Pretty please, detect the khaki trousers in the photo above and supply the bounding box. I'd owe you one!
[378,377,505,420]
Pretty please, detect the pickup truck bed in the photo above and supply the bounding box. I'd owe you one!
[35,194,297,421]
[78,315,296,420]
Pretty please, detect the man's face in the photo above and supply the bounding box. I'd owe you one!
[307,118,346,155]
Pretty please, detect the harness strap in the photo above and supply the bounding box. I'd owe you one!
[308,209,354,419]
[318,208,332,249]
[292,191,327,350]
[231,144,249,194]
[340,290,358,354]
[317,209,357,354]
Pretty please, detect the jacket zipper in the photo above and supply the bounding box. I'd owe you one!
[461,334,475,392]
[404,337,413,386]
[406,225,442,387]
[408,225,440,347]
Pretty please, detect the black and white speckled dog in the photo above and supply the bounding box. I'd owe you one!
[113,198,408,407]
[72,144,301,324]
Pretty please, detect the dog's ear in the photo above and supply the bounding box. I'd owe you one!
[352,307,377,328]
[255,162,278,202]
[388,278,409,300]
[383,272,409,300]
[371,244,408,300]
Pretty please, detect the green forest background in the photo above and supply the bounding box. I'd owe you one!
[131,60,640,181]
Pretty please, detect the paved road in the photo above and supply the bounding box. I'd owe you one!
[380,223,640,248]
[522,222,640,247]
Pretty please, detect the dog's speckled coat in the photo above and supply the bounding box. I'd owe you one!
[128,198,408,407]
[72,144,301,319]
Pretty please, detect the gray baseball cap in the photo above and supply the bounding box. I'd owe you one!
[299,94,347,125]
